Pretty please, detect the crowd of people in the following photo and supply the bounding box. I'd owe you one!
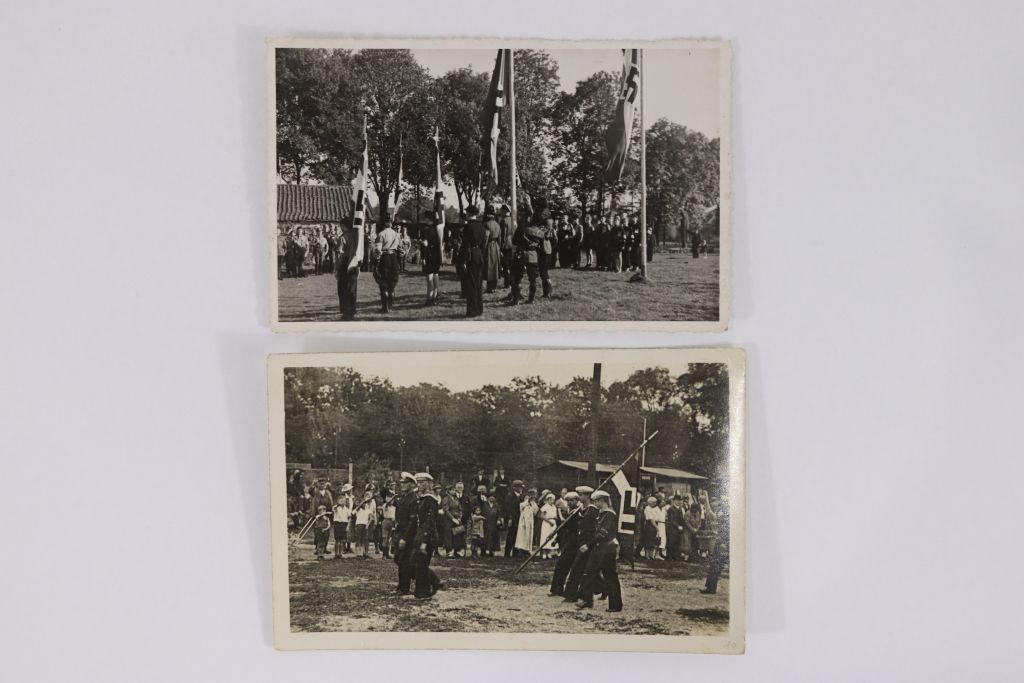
[288,466,732,606]
[277,200,713,321]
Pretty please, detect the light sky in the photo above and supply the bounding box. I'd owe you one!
[410,47,721,138]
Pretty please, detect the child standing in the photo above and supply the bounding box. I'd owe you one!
[470,506,486,558]
[312,505,332,560]
[332,498,351,559]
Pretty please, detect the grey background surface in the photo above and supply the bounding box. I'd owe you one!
[1,0,1022,679]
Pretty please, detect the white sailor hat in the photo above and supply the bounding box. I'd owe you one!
[340,483,353,493]
[400,471,416,483]
[414,472,433,481]
[574,485,594,495]
[564,491,580,500]
[592,490,611,501]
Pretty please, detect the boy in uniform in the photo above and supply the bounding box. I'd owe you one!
[312,505,332,560]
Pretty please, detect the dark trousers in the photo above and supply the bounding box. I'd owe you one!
[376,253,400,312]
[562,548,591,599]
[579,545,621,610]
[538,255,552,296]
[336,269,358,320]
[705,542,729,593]
[666,530,682,560]
[313,527,329,554]
[511,259,538,303]
[464,259,484,317]
[504,517,520,556]
[501,248,515,287]
[550,545,578,595]
[414,543,437,598]
[395,542,414,593]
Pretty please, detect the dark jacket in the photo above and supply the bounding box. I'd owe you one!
[556,507,580,551]
[577,505,599,547]
[666,504,685,536]
[413,493,440,547]
[593,508,619,546]
[459,219,487,267]
[395,490,418,542]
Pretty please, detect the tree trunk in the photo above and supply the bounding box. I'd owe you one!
[377,189,390,219]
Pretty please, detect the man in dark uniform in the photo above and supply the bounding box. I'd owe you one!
[562,486,598,602]
[483,206,502,293]
[665,494,685,561]
[549,491,581,596]
[373,216,402,313]
[458,205,487,317]
[577,490,623,612]
[504,480,525,557]
[510,208,540,305]
[334,221,361,321]
[412,472,441,600]
[392,472,419,595]
[701,499,730,594]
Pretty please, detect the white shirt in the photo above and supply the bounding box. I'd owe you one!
[354,499,375,525]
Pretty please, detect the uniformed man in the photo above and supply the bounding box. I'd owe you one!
[373,216,402,313]
[509,208,541,305]
[292,228,309,277]
[557,213,575,269]
[701,498,730,594]
[577,490,622,612]
[549,491,581,596]
[412,472,441,599]
[392,472,419,595]
[458,205,487,317]
[334,220,361,321]
[579,214,593,269]
[538,212,555,295]
[561,485,599,602]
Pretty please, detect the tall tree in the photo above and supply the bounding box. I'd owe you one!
[645,118,720,242]
[351,49,431,215]
[434,68,489,215]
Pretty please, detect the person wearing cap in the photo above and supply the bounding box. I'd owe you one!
[312,504,333,560]
[483,205,502,293]
[562,485,600,602]
[392,473,418,593]
[510,205,541,305]
[412,473,441,599]
[458,205,487,318]
[577,490,623,612]
[503,479,525,557]
[549,491,581,596]
[309,479,334,521]
[333,213,362,321]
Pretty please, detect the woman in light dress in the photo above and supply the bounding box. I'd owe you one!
[515,489,539,554]
[644,497,666,560]
[657,496,669,559]
[538,493,559,559]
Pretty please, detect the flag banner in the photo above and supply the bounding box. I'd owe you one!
[480,48,510,191]
[390,137,403,219]
[349,117,368,270]
[603,48,640,184]
[433,127,445,245]
[610,452,641,535]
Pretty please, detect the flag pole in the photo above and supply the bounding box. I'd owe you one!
[639,48,648,281]
[512,430,659,575]
[508,49,518,234]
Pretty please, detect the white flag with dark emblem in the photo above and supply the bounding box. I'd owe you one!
[349,116,368,271]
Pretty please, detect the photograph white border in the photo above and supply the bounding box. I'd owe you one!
[268,347,746,653]
[267,37,732,333]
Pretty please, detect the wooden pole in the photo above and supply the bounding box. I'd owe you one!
[588,363,601,486]
[639,48,648,280]
[508,49,518,234]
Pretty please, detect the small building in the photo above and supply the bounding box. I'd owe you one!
[277,183,353,233]
[536,459,708,496]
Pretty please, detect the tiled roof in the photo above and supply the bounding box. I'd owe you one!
[277,184,352,223]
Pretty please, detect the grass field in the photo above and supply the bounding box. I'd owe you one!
[287,537,729,636]
[278,251,719,322]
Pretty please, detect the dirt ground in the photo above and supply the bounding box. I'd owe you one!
[277,251,719,322]
[288,536,729,636]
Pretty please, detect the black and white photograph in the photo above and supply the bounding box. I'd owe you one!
[269,348,746,652]
[269,38,730,331]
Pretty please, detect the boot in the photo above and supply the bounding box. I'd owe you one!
[542,280,551,298]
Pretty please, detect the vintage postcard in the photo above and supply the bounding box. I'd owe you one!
[268,38,732,331]
[269,348,746,652]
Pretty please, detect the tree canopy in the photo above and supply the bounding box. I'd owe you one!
[276,47,720,223]
[284,364,730,485]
